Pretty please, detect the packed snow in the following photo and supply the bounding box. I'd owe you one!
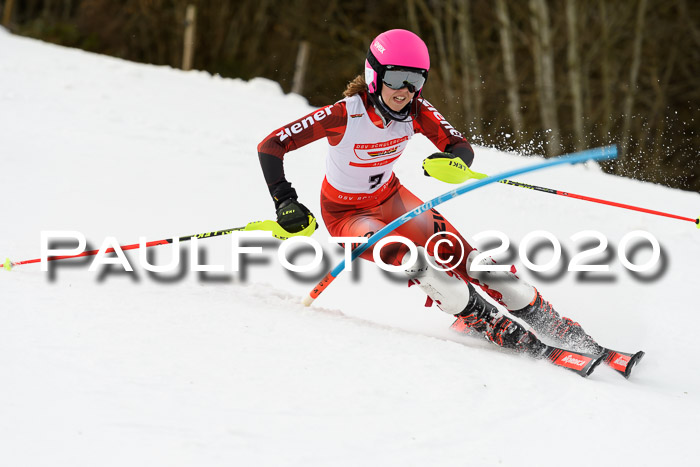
[1,27,699,466]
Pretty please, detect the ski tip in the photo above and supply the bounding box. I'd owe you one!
[603,348,645,379]
[623,351,645,379]
[3,258,12,271]
[695,217,699,229]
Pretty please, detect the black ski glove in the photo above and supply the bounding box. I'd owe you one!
[276,199,317,233]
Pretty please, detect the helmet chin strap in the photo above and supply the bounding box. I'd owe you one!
[369,92,413,126]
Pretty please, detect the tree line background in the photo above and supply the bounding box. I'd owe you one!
[4,0,699,192]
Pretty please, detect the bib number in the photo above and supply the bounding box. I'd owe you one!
[369,173,384,189]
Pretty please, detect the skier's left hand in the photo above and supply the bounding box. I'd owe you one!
[422,152,488,184]
[276,198,318,234]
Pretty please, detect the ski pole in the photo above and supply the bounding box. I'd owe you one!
[3,218,317,271]
[302,145,618,307]
[498,179,699,228]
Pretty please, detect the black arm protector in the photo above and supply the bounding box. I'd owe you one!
[258,152,297,208]
[445,142,475,167]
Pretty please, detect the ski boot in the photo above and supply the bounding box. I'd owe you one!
[510,289,604,354]
[454,283,548,358]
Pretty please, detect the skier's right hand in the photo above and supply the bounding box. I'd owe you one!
[276,199,318,234]
[423,152,488,184]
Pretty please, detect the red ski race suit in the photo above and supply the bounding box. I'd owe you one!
[257,92,482,288]
[257,93,634,373]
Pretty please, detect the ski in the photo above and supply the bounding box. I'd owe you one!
[601,348,645,379]
[450,319,603,377]
[541,346,604,377]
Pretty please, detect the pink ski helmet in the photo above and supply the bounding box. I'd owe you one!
[365,29,430,95]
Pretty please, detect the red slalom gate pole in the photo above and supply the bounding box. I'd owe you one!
[5,239,170,269]
[498,179,699,228]
[3,219,317,271]
[3,227,243,271]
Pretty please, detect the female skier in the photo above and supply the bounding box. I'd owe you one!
[256,29,605,359]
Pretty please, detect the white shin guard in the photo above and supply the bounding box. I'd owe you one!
[403,247,471,315]
[465,250,536,311]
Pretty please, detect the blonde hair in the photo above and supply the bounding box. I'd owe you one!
[343,74,369,97]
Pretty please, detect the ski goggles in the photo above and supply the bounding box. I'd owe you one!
[382,67,427,93]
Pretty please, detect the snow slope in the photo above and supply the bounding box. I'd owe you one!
[1,27,699,466]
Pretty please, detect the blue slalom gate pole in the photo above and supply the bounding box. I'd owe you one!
[302,145,618,306]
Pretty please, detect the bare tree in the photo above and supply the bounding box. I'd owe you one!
[456,0,483,134]
[414,0,456,115]
[566,0,585,151]
[620,0,648,161]
[495,0,523,145]
[406,0,421,35]
[2,0,15,26]
[243,0,271,72]
[529,0,561,156]
[597,0,614,145]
